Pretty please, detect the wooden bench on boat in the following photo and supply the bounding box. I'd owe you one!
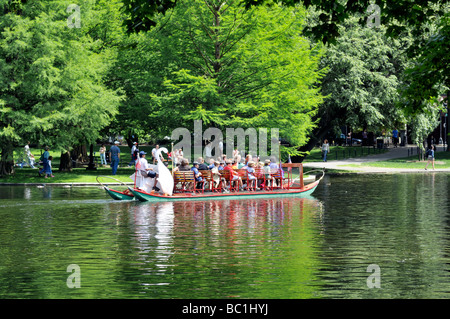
[199,170,213,192]
[173,171,195,193]
[173,170,205,193]
[271,163,304,189]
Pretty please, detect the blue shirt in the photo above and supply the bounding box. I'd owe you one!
[110,145,120,159]
[191,167,202,181]
[392,130,398,138]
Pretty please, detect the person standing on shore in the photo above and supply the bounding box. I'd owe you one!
[392,128,399,148]
[39,146,54,178]
[321,139,330,162]
[424,145,435,170]
[129,142,138,167]
[109,141,121,175]
[24,141,35,168]
[99,144,107,166]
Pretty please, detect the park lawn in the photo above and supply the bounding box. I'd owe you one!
[303,145,388,162]
[0,166,138,184]
[360,151,450,169]
[13,145,165,166]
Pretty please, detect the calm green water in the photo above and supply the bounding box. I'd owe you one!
[0,173,449,299]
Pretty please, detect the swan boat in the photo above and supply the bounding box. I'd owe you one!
[98,147,324,202]
[127,173,323,202]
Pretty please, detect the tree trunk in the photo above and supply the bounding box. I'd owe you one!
[0,146,15,176]
[59,151,73,172]
[72,145,88,163]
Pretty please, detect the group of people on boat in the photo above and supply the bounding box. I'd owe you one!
[132,147,285,194]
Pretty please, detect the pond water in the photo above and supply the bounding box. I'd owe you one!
[0,173,449,299]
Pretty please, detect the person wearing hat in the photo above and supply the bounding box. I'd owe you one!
[138,151,157,177]
[109,141,121,175]
[136,151,159,190]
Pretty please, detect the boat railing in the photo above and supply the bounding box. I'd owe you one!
[96,175,131,190]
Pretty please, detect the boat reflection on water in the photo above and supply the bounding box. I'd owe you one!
[117,196,325,297]
[127,197,324,244]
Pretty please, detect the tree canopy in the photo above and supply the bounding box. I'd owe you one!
[111,0,326,152]
[0,0,123,174]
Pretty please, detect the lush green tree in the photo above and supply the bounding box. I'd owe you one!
[0,0,123,175]
[123,0,449,113]
[296,15,408,155]
[111,0,326,151]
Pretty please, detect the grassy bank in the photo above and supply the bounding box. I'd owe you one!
[303,145,388,162]
[361,151,450,169]
[0,166,138,184]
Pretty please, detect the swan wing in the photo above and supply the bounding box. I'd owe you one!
[156,147,174,196]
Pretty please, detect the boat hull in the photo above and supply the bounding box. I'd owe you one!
[104,186,135,201]
[128,179,321,202]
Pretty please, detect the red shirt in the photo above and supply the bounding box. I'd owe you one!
[224,165,238,176]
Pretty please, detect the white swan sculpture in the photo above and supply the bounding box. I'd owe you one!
[155,147,174,196]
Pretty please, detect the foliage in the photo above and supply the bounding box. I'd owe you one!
[112,0,326,149]
[409,104,440,151]
[0,0,124,174]
[296,14,409,156]
[122,0,449,114]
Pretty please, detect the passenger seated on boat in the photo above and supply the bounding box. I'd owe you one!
[197,157,209,170]
[224,160,242,190]
[245,161,258,190]
[137,151,159,191]
[263,160,274,188]
[211,161,225,190]
[179,158,191,171]
[208,158,215,169]
[191,162,204,190]
[218,161,225,170]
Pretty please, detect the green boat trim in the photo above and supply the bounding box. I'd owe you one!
[97,175,135,201]
[104,186,135,201]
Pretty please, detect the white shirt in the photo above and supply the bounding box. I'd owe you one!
[137,157,149,174]
[131,145,136,155]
